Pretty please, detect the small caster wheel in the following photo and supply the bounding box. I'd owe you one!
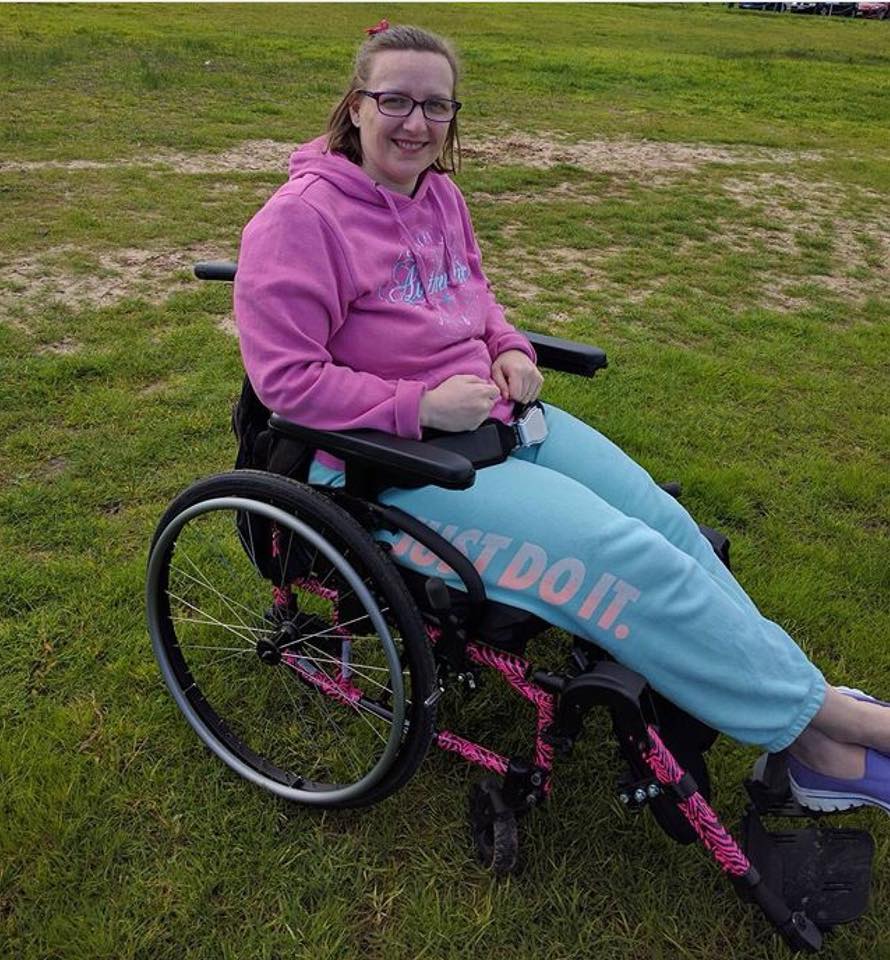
[469,780,519,877]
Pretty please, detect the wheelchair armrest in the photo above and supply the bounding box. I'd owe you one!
[268,414,476,490]
[195,260,237,281]
[520,331,607,378]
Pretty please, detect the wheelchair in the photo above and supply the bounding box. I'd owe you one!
[145,260,875,954]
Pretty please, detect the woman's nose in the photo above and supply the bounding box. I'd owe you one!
[400,104,427,134]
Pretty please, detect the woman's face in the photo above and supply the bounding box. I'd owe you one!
[349,50,455,196]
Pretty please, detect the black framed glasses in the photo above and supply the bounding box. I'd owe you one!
[359,90,462,123]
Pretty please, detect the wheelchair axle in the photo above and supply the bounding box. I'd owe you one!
[258,620,304,666]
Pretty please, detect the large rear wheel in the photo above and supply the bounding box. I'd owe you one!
[146,471,436,808]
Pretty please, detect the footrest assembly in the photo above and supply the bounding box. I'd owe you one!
[742,753,875,946]
[742,810,874,930]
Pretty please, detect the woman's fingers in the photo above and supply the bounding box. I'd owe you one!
[490,366,510,400]
[513,367,542,405]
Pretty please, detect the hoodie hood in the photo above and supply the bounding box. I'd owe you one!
[288,136,442,304]
[287,135,434,207]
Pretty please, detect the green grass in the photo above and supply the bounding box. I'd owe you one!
[2,4,889,959]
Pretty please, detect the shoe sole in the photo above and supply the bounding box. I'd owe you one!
[788,773,890,814]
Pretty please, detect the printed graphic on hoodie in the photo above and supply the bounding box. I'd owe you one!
[378,228,472,328]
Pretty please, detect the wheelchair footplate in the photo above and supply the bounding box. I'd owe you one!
[741,753,875,935]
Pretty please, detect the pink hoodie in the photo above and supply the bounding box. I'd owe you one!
[234,136,534,440]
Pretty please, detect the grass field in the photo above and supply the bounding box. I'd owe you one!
[1,3,889,958]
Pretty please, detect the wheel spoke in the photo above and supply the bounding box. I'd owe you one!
[277,526,297,590]
[171,555,270,630]
[276,608,390,651]
[171,615,272,637]
[199,647,261,669]
[285,666,367,775]
[166,591,261,647]
[171,641,258,653]
[298,642,402,700]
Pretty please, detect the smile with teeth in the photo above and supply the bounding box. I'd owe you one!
[393,139,426,152]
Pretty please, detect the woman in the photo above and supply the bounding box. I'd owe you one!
[234,22,890,815]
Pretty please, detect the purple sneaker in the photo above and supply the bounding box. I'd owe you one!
[787,748,890,815]
[835,685,890,709]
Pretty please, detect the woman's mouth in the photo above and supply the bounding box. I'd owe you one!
[393,139,426,153]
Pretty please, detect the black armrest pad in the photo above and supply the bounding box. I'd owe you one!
[195,260,237,281]
[521,331,607,377]
[268,414,476,490]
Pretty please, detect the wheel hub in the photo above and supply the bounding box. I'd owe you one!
[256,637,283,666]
[257,621,301,666]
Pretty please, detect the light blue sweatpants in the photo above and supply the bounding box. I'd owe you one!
[309,403,825,752]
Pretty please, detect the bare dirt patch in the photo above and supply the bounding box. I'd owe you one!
[217,314,237,337]
[36,336,80,356]
[139,377,177,397]
[0,140,296,175]
[0,243,235,319]
[44,456,68,478]
[2,137,883,327]
[463,132,821,176]
[717,172,890,309]
[1,134,822,180]
[471,181,606,206]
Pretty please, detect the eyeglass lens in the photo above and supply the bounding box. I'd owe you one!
[377,94,456,121]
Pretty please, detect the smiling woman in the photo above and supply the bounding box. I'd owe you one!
[325,23,462,195]
[347,54,459,195]
[232,19,890,836]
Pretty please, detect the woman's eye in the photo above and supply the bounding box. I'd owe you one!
[380,95,411,113]
[425,99,451,118]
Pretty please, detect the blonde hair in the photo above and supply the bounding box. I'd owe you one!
[325,24,461,175]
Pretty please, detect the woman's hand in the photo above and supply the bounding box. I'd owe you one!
[419,374,500,432]
[491,350,544,405]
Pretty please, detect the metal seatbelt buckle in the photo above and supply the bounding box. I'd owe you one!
[513,402,548,448]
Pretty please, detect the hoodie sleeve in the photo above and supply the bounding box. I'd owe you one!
[234,194,426,439]
[454,188,536,365]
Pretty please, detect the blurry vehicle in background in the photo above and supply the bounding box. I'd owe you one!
[791,2,858,11]
[857,2,889,17]
[739,2,789,9]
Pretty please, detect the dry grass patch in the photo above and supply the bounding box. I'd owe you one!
[719,172,889,311]
[2,134,825,184]
[470,180,607,206]
[217,314,237,337]
[0,140,295,175]
[138,377,179,397]
[35,336,80,356]
[43,456,68,478]
[463,131,822,177]
[1,243,234,317]
[2,139,884,328]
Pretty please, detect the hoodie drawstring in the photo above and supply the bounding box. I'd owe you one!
[428,187,457,288]
[379,187,434,307]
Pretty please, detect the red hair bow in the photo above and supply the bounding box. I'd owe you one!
[365,18,390,36]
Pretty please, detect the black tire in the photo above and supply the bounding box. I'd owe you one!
[469,781,520,877]
[146,470,436,809]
